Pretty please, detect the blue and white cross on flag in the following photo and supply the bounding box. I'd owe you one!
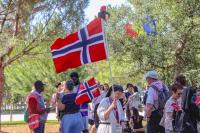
[50,18,108,73]
[75,78,100,105]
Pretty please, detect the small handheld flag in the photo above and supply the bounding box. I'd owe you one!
[75,78,100,105]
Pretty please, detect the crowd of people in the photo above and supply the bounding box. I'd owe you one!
[26,70,200,133]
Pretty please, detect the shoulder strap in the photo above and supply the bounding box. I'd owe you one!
[150,85,161,110]
[150,85,160,92]
[162,84,167,92]
[151,84,167,92]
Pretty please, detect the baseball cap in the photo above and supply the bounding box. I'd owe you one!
[144,70,159,80]
[34,80,45,89]
[70,72,79,78]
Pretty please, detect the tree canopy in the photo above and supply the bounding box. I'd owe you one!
[1,0,200,105]
[0,0,89,104]
[93,0,200,85]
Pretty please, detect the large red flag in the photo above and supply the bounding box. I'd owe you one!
[50,18,108,73]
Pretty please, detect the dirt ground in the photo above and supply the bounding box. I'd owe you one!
[1,124,59,133]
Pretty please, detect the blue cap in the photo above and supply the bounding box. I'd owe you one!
[144,70,159,80]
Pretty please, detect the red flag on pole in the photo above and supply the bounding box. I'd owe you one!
[50,18,108,73]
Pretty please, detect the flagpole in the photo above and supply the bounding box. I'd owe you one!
[103,20,115,97]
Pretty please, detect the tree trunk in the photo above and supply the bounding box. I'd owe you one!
[10,103,13,122]
[174,33,187,79]
[0,61,5,132]
[174,55,183,78]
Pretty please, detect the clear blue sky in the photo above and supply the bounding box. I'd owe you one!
[85,0,127,21]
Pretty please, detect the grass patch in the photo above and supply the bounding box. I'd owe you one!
[1,120,59,125]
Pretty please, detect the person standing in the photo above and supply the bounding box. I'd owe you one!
[102,83,110,97]
[191,80,199,102]
[50,81,66,120]
[90,83,109,133]
[144,70,169,133]
[164,83,182,133]
[97,84,126,133]
[70,72,80,93]
[70,72,89,133]
[125,83,134,99]
[27,80,50,133]
[194,88,200,133]
[57,80,83,133]
[176,75,199,133]
[127,86,141,110]
[51,82,62,108]
[88,102,95,132]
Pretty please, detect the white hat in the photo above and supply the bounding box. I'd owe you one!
[144,70,159,80]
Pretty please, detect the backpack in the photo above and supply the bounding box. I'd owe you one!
[195,102,200,121]
[151,85,170,116]
[172,110,196,133]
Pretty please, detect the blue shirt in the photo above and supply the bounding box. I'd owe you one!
[62,93,80,113]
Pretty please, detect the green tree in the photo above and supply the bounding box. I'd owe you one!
[95,0,200,85]
[0,0,89,125]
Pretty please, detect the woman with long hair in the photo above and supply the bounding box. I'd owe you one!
[127,86,141,110]
[126,106,145,133]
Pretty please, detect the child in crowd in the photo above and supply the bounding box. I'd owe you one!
[126,106,145,133]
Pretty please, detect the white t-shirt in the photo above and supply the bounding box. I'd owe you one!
[73,85,79,93]
[164,97,181,130]
[128,92,141,109]
[88,103,94,120]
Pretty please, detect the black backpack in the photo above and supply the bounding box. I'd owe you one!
[196,104,200,121]
[177,87,199,133]
[172,110,196,133]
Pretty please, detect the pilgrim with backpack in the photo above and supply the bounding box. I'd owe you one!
[144,70,170,133]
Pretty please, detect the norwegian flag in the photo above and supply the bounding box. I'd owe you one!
[50,18,108,73]
[195,96,200,105]
[75,78,100,105]
[171,103,181,112]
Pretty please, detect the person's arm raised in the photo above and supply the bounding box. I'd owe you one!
[104,99,116,120]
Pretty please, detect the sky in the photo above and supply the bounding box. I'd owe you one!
[85,0,127,21]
